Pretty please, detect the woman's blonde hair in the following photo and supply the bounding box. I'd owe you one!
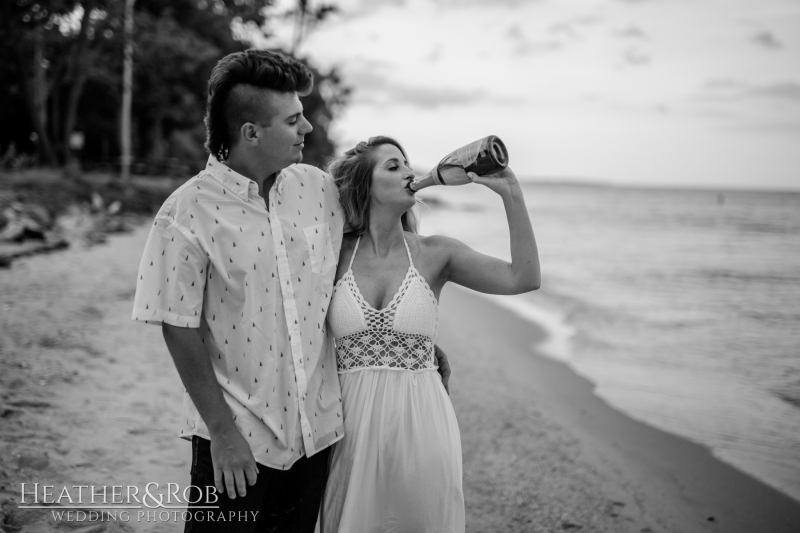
[327,136,419,235]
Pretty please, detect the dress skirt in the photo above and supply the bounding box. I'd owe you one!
[321,368,465,533]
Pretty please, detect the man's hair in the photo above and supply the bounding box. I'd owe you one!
[326,136,419,236]
[204,49,314,160]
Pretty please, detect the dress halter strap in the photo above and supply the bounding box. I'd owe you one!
[402,236,414,268]
[348,236,361,271]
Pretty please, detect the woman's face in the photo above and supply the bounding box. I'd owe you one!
[370,144,417,211]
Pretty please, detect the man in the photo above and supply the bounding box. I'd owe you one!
[132,49,450,532]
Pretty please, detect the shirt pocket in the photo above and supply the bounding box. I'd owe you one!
[303,222,337,275]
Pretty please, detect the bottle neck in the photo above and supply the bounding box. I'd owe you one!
[408,171,441,191]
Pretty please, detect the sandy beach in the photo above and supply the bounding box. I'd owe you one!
[1,224,800,533]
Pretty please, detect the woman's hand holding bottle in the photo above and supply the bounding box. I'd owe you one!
[466,167,521,199]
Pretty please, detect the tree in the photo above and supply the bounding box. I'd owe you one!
[298,63,349,168]
[129,0,349,171]
[1,0,119,165]
[1,0,350,173]
[288,0,337,56]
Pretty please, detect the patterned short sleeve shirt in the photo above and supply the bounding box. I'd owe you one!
[132,156,345,469]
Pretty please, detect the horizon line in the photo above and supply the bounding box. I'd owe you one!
[516,177,800,194]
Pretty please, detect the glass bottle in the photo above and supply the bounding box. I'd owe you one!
[408,135,509,192]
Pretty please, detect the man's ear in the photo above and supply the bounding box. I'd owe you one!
[239,122,259,145]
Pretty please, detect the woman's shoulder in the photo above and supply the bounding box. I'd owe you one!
[405,232,464,258]
[407,232,461,247]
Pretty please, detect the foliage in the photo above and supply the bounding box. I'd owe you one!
[0,0,349,174]
[0,0,119,165]
[1,168,179,217]
[300,63,349,168]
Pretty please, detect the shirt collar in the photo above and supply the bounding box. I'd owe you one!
[204,155,259,201]
[276,172,286,196]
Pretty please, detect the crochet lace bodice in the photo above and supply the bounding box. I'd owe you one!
[328,235,439,373]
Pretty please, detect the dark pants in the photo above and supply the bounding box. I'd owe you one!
[184,436,330,533]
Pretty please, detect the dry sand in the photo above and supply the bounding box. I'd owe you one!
[1,225,189,533]
[1,225,799,533]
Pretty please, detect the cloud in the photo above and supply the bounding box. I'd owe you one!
[345,63,523,108]
[506,24,525,41]
[549,21,581,40]
[614,25,647,39]
[333,0,407,22]
[548,15,603,40]
[424,45,442,63]
[571,15,603,26]
[746,82,800,101]
[373,85,524,108]
[507,24,564,55]
[430,0,538,6]
[621,48,650,66]
[750,31,783,50]
[514,40,563,56]
[703,79,740,90]
[729,120,800,135]
[353,0,406,8]
[700,79,800,102]
[380,86,485,108]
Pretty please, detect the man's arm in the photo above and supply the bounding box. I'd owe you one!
[434,344,451,395]
[162,324,259,499]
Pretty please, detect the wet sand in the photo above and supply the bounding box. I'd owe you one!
[1,225,799,532]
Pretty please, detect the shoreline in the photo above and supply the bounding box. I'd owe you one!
[472,288,800,504]
[438,283,800,531]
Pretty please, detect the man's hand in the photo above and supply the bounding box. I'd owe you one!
[209,426,260,499]
[434,344,451,395]
[161,324,259,499]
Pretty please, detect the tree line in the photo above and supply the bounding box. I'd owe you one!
[0,0,348,174]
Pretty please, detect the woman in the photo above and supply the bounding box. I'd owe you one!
[321,136,540,532]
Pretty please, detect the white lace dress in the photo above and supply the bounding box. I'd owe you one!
[321,236,465,533]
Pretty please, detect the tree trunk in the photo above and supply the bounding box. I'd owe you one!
[63,73,88,166]
[19,27,57,166]
[51,79,64,163]
[146,113,166,163]
[291,0,308,55]
[120,0,136,182]
[60,1,96,166]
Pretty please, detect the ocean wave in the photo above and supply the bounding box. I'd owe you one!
[733,221,799,235]
[470,292,576,363]
[695,269,800,284]
[744,310,800,322]
[773,382,800,410]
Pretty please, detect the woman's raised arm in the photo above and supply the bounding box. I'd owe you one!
[437,168,540,295]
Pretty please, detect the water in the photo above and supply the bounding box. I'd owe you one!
[418,182,800,502]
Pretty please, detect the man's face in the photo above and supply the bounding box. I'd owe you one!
[256,90,313,172]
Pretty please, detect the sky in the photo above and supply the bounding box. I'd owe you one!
[259,0,800,190]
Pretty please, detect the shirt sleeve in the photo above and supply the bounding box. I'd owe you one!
[132,217,208,328]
